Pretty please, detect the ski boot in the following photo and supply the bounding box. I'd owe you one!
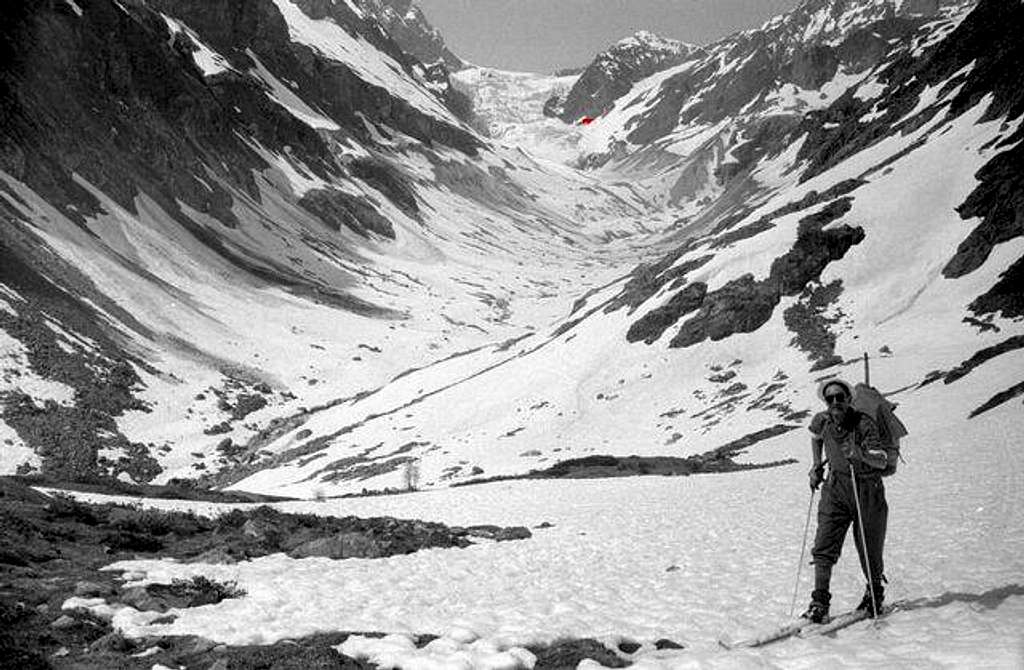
[855,582,885,617]
[802,589,831,623]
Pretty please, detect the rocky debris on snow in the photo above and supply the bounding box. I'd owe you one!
[0,480,500,572]
[784,280,848,371]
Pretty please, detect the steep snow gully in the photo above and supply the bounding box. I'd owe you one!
[1,0,1024,667]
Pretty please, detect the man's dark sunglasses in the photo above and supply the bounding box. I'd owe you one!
[824,393,847,404]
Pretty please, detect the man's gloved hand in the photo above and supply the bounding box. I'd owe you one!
[863,448,889,470]
[840,438,861,462]
[809,465,825,490]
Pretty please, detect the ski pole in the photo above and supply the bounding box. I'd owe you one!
[850,464,880,620]
[789,488,816,618]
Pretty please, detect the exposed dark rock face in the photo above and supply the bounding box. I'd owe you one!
[785,280,847,370]
[943,335,1024,384]
[300,189,396,239]
[969,380,1024,418]
[362,0,464,71]
[784,44,840,90]
[769,198,858,294]
[945,127,1024,279]
[349,156,420,219]
[714,115,805,187]
[603,248,712,314]
[669,274,780,348]
[557,31,703,123]
[626,282,708,344]
[668,198,863,348]
[968,255,1024,319]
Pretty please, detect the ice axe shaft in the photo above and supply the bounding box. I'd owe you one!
[850,463,880,620]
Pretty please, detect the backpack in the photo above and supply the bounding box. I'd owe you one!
[852,383,908,476]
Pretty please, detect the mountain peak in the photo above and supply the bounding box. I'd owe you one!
[609,30,699,56]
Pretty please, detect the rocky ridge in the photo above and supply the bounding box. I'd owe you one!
[549,31,704,123]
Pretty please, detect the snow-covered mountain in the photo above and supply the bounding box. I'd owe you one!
[361,0,463,72]
[1,0,1022,504]
[546,30,705,123]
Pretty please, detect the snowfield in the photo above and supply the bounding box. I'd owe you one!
[63,364,1024,668]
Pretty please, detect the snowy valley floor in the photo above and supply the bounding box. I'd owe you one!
[43,393,1024,669]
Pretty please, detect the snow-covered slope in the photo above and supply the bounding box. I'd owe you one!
[1,0,1021,513]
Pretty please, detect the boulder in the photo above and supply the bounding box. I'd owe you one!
[464,525,532,541]
[119,586,166,613]
[74,580,115,597]
[655,638,685,650]
[186,547,237,564]
[88,631,134,653]
[287,532,386,559]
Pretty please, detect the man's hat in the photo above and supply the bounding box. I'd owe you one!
[817,378,853,403]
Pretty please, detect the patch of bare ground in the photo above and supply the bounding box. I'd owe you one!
[9,475,292,504]
[454,424,800,487]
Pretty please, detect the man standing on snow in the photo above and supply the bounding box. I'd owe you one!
[803,378,890,623]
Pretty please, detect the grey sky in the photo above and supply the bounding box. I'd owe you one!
[416,0,801,73]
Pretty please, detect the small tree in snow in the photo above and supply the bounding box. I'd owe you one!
[403,459,420,492]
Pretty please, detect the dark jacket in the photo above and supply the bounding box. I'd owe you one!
[809,410,886,476]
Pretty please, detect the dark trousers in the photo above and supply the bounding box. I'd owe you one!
[812,472,887,585]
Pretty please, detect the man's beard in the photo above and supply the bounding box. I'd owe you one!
[829,405,849,423]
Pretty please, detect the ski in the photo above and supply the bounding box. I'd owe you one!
[797,609,870,638]
[799,601,902,638]
[718,613,840,649]
[721,599,906,650]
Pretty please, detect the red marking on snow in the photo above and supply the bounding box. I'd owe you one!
[578,116,595,125]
